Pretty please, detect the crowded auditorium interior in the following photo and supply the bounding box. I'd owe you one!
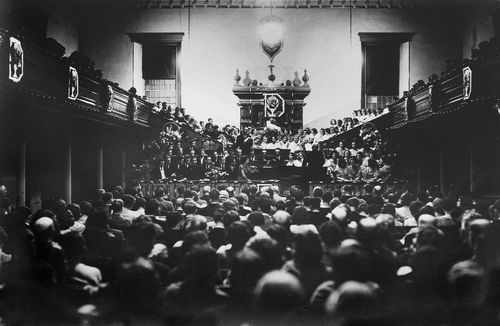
[2,0,500,324]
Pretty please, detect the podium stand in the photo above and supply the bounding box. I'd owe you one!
[232,70,311,131]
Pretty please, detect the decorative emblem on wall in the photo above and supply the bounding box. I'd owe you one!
[463,66,472,100]
[68,66,79,100]
[264,93,285,117]
[9,37,23,83]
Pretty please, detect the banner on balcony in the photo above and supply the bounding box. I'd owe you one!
[264,93,285,118]
[9,37,23,83]
[463,66,472,100]
[68,66,79,100]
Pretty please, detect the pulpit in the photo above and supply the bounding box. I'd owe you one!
[232,69,311,131]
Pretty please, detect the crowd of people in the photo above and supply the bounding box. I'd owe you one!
[1,181,500,325]
[146,102,391,182]
[150,101,389,153]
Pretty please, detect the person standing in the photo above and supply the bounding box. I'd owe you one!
[303,144,325,180]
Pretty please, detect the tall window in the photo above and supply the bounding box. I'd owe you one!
[143,45,177,106]
[128,33,184,107]
[359,33,414,109]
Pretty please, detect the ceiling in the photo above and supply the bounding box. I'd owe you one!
[128,0,418,9]
[125,0,500,9]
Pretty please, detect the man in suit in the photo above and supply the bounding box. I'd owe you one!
[184,140,198,155]
[155,159,167,180]
[154,187,174,215]
[235,128,253,155]
[164,156,176,178]
[190,156,202,179]
[177,156,190,179]
[108,199,132,230]
[303,144,325,181]
[225,157,238,180]
[202,156,214,175]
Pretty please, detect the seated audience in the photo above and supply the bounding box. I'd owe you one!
[2,180,498,325]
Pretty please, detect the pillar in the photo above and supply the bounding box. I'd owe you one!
[470,147,476,193]
[439,149,445,195]
[121,150,126,189]
[64,144,72,203]
[416,147,422,191]
[98,147,104,190]
[17,140,26,207]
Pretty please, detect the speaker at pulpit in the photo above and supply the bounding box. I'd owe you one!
[232,69,311,131]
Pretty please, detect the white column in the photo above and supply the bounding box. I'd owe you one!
[416,148,422,191]
[470,147,476,193]
[399,42,411,97]
[98,147,104,190]
[439,149,445,195]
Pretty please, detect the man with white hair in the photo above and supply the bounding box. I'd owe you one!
[273,210,291,228]
[32,217,66,285]
[271,185,286,202]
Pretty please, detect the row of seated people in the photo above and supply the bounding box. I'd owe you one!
[153,137,389,182]
[161,138,368,164]
[151,103,235,146]
[152,104,202,132]
[0,180,499,324]
[207,107,389,151]
[151,104,388,155]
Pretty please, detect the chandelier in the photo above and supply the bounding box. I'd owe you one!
[258,14,284,63]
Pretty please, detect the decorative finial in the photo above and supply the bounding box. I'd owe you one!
[302,69,309,86]
[243,70,252,86]
[268,65,276,82]
[293,71,302,87]
[234,69,241,85]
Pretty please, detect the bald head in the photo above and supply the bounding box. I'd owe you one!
[418,214,437,227]
[254,271,305,313]
[376,214,395,229]
[273,210,291,226]
[33,217,55,241]
[332,205,349,222]
[185,214,208,233]
[325,281,379,316]
[359,217,377,231]
[469,218,491,248]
